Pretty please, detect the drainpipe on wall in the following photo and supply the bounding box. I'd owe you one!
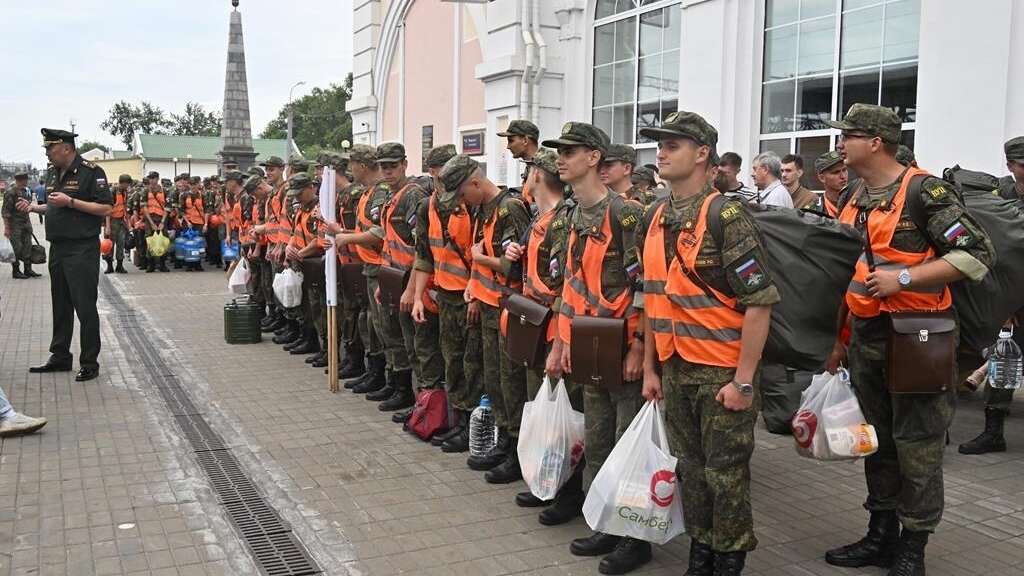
[519,0,535,121]
[530,0,546,126]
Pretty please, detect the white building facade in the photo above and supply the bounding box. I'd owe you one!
[349,0,1024,188]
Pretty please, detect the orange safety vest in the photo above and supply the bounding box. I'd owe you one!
[426,196,472,291]
[354,184,384,266]
[381,184,417,269]
[183,194,205,226]
[290,204,320,250]
[823,196,838,218]
[111,191,127,219]
[643,198,744,367]
[231,200,245,241]
[467,196,523,307]
[838,167,952,318]
[145,190,165,218]
[521,177,534,206]
[557,203,639,346]
[516,208,560,343]
[266,183,286,244]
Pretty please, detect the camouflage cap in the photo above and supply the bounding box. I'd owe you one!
[630,166,657,185]
[176,173,190,181]
[895,145,916,167]
[424,144,457,168]
[190,175,202,184]
[497,119,540,140]
[349,144,377,165]
[286,173,315,196]
[439,154,482,193]
[259,155,286,168]
[243,175,263,192]
[638,111,719,150]
[376,142,407,163]
[604,143,638,165]
[223,170,245,184]
[529,148,559,177]
[541,122,610,155]
[118,174,133,183]
[160,178,172,185]
[327,152,350,171]
[13,171,29,180]
[815,150,844,173]
[1004,136,1024,162]
[247,166,266,177]
[147,171,160,179]
[826,103,902,144]
[288,157,310,171]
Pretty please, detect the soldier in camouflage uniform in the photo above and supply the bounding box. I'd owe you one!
[166,174,188,268]
[498,119,545,206]
[601,143,659,206]
[102,174,132,274]
[823,104,995,576]
[2,172,40,279]
[283,173,325,357]
[639,112,777,576]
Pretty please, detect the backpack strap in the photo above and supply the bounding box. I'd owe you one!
[671,193,729,302]
[902,174,940,252]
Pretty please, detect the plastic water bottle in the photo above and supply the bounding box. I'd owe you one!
[469,395,498,458]
[987,328,1023,390]
[536,450,565,500]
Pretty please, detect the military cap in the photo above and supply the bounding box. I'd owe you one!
[424,144,457,168]
[288,157,310,172]
[243,174,263,192]
[815,150,844,173]
[147,171,160,179]
[247,166,266,177]
[326,152,350,171]
[1004,136,1024,162]
[605,143,638,165]
[529,148,559,177]
[541,122,610,155]
[349,144,378,165]
[497,119,540,141]
[118,174,133,184]
[440,154,482,193]
[895,145,916,167]
[14,171,29,180]
[376,142,407,163]
[259,155,286,168]
[41,128,77,148]
[827,103,902,144]
[161,178,171,185]
[631,166,658,185]
[189,175,202,184]
[176,173,190,181]
[286,173,315,196]
[638,111,719,150]
[223,170,245,184]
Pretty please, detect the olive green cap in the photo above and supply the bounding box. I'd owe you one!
[41,128,76,148]
[895,145,916,167]
[826,103,902,144]
[638,111,719,150]
[815,150,844,173]
[630,166,657,185]
[223,170,245,184]
[288,157,310,171]
[118,174,133,184]
[604,143,638,165]
[528,148,559,178]
[243,175,263,192]
[376,142,407,163]
[286,173,315,196]
[1004,136,1024,162]
[424,144,457,168]
[541,122,610,155]
[14,171,30,180]
[259,155,286,168]
[497,119,540,140]
[176,173,190,181]
[147,171,160,179]
[349,144,377,165]
[439,154,481,193]
[189,176,202,184]
[247,166,266,177]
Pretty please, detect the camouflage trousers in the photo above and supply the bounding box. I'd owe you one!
[263,259,282,312]
[246,255,267,309]
[849,336,956,533]
[437,291,477,412]
[308,280,326,340]
[7,221,32,262]
[374,281,414,372]
[106,218,127,262]
[365,275,392,360]
[661,356,759,552]
[480,304,527,436]
[582,380,643,491]
[414,305,444,389]
[337,289,362,346]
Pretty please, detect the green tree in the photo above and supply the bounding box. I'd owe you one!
[100,101,170,149]
[169,102,223,136]
[79,141,110,155]
[259,74,353,153]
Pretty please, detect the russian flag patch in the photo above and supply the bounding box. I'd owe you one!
[735,258,765,288]
[943,221,973,247]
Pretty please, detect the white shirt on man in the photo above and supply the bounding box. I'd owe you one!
[756,179,793,208]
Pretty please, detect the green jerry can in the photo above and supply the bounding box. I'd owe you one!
[224,298,262,344]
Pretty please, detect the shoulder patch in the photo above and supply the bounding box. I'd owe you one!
[618,212,638,231]
[734,256,769,291]
[82,160,97,168]
[498,205,509,218]
[927,185,948,200]
[720,202,742,223]
[942,219,977,248]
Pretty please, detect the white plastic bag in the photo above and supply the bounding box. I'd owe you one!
[518,377,586,501]
[582,400,685,545]
[272,268,304,308]
[791,369,878,461]
[0,237,15,263]
[228,257,252,295]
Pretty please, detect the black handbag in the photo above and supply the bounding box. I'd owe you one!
[123,228,137,250]
[29,233,46,265]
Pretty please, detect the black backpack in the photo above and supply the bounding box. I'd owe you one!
[703,196,864,371]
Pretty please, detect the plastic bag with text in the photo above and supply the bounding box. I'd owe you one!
[582,400,685,544]
[517,377,585,501]
[272,268,304,309]
[228,257,252,295]
[791,369,878,460]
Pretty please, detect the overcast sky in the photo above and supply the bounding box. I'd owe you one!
[0,0,354,169]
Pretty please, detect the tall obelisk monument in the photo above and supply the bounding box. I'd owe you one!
[218,0,258,171]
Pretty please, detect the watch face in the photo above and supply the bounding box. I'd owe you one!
[899,270,911,285]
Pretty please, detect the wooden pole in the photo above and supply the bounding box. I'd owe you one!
[327,306,338,392]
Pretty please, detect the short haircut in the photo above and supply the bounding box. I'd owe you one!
[720,152,742,169]
[540,169,561,189]
[753,152,782,178]
[781,154,803,170]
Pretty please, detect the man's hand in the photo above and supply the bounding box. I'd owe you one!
[104,226,111,238]
[504,241,523,262]
[865,269,901,299]
[202,224,208,234]
[470,241,485,261]
[560,344,572,375]
[325,221,342,236]
[285,245,300,261]
[623,344,643,382]
[642,369,663,401]
[400,286,415,313]
[411,300,426,324]
[716,382,754,411]
[15,198,33,213]
[466,300,480,324]
[545,339,563,379]
[47,192,71,208]
[374,286,382,306]
[825,339,847,374]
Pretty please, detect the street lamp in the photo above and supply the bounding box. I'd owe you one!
[173,157,178,176]
[287,81,306,158]
[186,154,192,176]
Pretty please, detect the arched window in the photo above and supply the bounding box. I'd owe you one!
[592,0,682,145]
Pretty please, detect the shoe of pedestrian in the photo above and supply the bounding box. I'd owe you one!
[392,406,414,423]
[338,347,366,379]
[682,539,715,576]
[12,263,28,279]
[485,443,523,484]
[570,532,622,557]
[104,259,115,274]
[158,265,170,272]
[825,510,900,568]
[959,407,1007,454]
[75,366,99,382]
[114,260,127,274]
[441,421,470,453]
[538,471,584,525]
[378,372,416,411]
[29,358,73,373]
[598,537,652,575]
[516,491,551,508]
[710,550,745,576]
[887,529,927,576]
[352,355,387,394]
[0,412,48,438]
[468,432,509,470]
[23,263,41,277]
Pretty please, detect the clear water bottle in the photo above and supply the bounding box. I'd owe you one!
[536,450,565,500]
[469,395,498,458]
[987,328,1023,390]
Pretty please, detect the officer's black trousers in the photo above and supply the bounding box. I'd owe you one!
[48,239,102,370]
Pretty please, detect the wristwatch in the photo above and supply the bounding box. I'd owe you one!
[632,330,645,342]
[731,380,754,396]
[898,268,912,287]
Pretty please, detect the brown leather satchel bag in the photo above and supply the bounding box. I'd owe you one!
[378,266,409,311]
[886,310,956,394]
[570,316,626,388]
[504,293,552,367]
[339,263,368,305]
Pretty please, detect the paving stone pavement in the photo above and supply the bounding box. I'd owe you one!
[2,225,1024,575]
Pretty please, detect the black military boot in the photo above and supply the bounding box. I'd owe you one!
[173,258,183,269]
[146,258,156,273]
[441,411,471,453]
[711,551,746,576]
[104,258,115,274]
[392,406,414,423]
[378,371,416,411]
[274,322,292,336]
[887,529,928,576]
[959,407,1007,454]
[467,430,508,470]
[598,537,652,575]
[310,339,330,367]
[272,323,300,345]
[23,262,41,277]
[289,330,321,355]
[825,510,900,568]
[261,308,279,328]
[366,370,396,401]
[683,539,715,576]
[263,316,286,333]
[431,408,463,446]
[11,262,28,279]
[515,492,551,508]
[485,441,522,484]
[114,259,127,273]
[538,467,584,525]
[570,532,621,557]
[158,257,170,272]
[352,355,386,394]
[339,344,366,379]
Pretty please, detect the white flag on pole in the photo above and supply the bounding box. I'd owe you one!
[319,167,338,306]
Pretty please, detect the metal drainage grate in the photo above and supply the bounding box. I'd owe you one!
[100,277,322,576]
